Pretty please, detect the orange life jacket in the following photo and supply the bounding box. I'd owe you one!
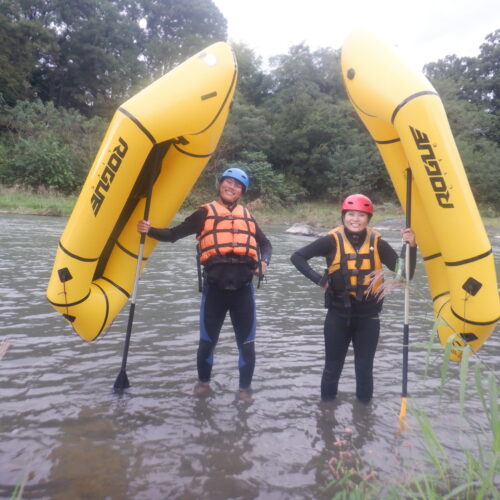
[197,201,259,264]
[327,226,382,300]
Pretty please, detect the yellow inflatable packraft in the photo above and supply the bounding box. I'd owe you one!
[47,42,237,342]
[341,30,499,360]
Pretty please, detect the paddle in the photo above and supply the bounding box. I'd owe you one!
[399,168,412,420]
[113,144,167,393]
[113,186,153,392]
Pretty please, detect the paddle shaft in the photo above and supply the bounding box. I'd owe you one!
[118,232,147,370]
[113,177,154,391]
[401,169,412,402]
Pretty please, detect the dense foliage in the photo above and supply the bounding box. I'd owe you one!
[0,0,498,212]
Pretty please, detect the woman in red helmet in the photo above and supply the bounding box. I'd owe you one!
[291,194,416,403]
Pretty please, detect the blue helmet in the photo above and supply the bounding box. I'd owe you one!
[219,167,249,192]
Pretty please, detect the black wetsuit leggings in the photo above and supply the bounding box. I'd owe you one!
[321,309,380,402]
[198,282,256,389]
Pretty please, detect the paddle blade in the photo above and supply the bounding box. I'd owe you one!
[113,370,130,392]
[399,396,407,420]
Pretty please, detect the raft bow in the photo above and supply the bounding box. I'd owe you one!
[47,42,237,341]
[341,30,499,360]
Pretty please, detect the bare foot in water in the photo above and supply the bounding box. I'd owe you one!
[193,381,211,396]
[237,387,253,403]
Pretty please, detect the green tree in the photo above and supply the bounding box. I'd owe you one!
[140,0,227,80]
[457,137,499,210]
[216,100,274,164]
[32,0,145,117]
[424,30,499,143]
[222,152,306,205]
[327,142,391,202]
[262,44,382,199]
[232,43,272,106]
[0,0,228,117]
[0,0,57,105]
[268,44,344,98]
[0,100,106,192]
[471,30,500,115]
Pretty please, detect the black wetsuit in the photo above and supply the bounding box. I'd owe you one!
[291,227,416,402]
[147,206,272,389]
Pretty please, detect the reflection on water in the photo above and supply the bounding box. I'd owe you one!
[0,214,498,499]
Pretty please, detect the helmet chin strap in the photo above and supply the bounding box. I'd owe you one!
[218,190,239,210]
[220,199,237,210]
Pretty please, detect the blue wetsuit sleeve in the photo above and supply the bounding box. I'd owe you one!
[291,235,336,285]
[255,223,272,264]
[147,207,207,242]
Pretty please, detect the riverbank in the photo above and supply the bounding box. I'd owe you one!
[1,185,499,232]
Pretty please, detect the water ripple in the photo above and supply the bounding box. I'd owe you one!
[0,214,498,499]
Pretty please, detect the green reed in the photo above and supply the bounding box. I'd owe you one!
[397,337,498,499]
[325,338,499,499]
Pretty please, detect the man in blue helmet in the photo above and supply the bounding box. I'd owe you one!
[138,167,272,399]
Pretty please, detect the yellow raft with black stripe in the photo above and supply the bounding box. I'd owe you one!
[47,42,237,342]
[341,30,499,360]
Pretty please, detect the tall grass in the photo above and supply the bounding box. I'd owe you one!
[249,200,411,228]
[405,348,499,500]
[324,343,500,499]
[1,184,499,229]
[0,185,76,216]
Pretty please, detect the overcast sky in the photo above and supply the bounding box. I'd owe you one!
[212,0,499,71]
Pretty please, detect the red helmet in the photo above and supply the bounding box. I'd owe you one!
[341,194,373,214]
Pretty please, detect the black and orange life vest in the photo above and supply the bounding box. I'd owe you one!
[197,201,259,264]
[327,226,382,300]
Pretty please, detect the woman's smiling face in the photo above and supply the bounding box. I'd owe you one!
[343,210,370,233]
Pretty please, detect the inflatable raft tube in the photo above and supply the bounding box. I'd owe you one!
[47,42,237,342]
[341,30,499,360]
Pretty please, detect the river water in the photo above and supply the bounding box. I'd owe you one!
[0,213,498,499]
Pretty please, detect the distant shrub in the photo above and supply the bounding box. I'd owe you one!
[0,99,106,193]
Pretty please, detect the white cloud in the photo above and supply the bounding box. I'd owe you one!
[212,0,499,71]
